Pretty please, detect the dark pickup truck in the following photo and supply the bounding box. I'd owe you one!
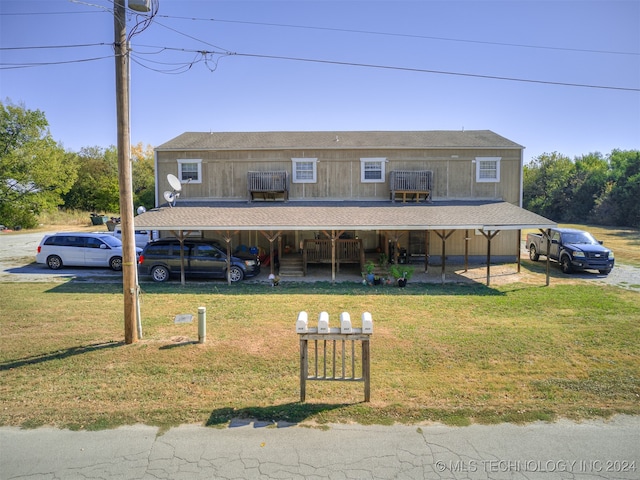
[526,228,614,275]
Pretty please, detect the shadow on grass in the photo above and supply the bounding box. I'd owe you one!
[0,340,124,371]
[45,280,507,297]
[205,402,352,427]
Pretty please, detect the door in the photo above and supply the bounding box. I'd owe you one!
[60,235,88,266]
[549,230,562,259]
[84,236,110,266]
[190,243,226,278]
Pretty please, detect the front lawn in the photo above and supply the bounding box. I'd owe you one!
[1,279,638,430]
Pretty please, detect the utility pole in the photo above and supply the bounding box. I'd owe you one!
[114,0,138,344]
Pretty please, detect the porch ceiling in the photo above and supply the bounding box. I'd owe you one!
[133,200,556,232]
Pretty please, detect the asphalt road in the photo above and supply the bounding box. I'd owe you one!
[1,416,639,479]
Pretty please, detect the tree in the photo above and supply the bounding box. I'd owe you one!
[131,142,155,210]
[63,146,120,213]
[523,152,575,221]
[567,152,609,222]
[593,150,640,227]
[0,101,77,228]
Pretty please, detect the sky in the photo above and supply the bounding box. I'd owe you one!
[1,0,639,164]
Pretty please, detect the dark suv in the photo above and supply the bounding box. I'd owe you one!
[138,239,260,282]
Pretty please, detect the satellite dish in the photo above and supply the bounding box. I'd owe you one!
[167,174,182,192]
[136,206,146,215]
[163,191,176,206]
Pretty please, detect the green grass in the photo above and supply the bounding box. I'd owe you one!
[1,279,638,430]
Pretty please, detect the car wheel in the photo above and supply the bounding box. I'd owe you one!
[560,255,573,274]
[109,256,123,271]
[151,265,170,282]
[47,255,63,270]
[529,245,539,261]
[228,266,244,282]
[599,269,612,275]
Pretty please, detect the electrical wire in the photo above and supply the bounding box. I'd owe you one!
[154,14,640,58]
[0,43,111,51]
[0,55,114,70]
[127,44,640,91]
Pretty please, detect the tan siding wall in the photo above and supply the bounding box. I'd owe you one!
[156,147,522,204]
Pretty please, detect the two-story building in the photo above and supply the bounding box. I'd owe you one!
[134,130,555,281]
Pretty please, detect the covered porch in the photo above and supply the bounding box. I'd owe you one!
[133,200,557,286]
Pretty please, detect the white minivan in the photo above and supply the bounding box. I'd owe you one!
[36,232,141,271]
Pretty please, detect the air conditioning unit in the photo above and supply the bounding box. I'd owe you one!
[128,0,151,12]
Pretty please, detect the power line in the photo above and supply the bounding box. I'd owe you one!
[155,14,640,57]
[128,45,640,92]
[0,55,114,70]
[3,41,637,91]
[0,11,101,16]
[0,43,111,51]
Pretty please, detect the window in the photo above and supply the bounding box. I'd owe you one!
[475,157,501,182]
[292,158,317,183]
[177,159,202,184]
[360,158,386,183]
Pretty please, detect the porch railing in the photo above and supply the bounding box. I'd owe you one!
[247,171,289,201]
[303,239,364,274]
[389,170,433,202]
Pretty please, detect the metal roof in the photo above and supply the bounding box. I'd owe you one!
[133,200,555,232]
[156,130,523,151]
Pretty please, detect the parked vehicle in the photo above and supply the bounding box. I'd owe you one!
[105,225,157,249]
[137,238,260,282]
[36,232,142,271]
[526,228,614,274]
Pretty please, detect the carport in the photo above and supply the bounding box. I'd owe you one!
[134,200,557,286]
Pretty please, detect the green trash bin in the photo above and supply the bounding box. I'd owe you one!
[90,214,109,226]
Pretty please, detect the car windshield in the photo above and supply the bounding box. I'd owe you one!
[100,235,122,247]
[563,232,599,245]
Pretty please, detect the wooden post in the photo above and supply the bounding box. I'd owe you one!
[114,0,137,344]
[362,339,370,402]
[433,230,454,283]
[299,338,307,402]
[545,228,551,286]
[425,230,430,273]
[464,229,469,272]
[222,230,239,285]
[517,229,522,273]
[479,230,500,286]
[259,230,281,275]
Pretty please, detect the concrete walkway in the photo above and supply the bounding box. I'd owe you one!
[2,416,639,479]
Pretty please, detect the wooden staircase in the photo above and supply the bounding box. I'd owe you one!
[278,254,304,277]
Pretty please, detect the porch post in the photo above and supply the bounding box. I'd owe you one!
[517,229,522,273]
[260,230,282,275]
[464,229,469,272]
[331,231,336,282]
[433,230,454,284]
[479,230,499,286]
[222,230,239,286]
[425,230,429,273]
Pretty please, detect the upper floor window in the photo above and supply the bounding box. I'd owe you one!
[475,157,501,182]
[360,157,386,183]
[177,159,202,184]
[292,158,317,183]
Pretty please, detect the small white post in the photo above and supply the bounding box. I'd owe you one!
[198,306,206,343]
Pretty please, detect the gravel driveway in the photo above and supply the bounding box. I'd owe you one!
[0,230,123,283]
[1,230,639,291]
